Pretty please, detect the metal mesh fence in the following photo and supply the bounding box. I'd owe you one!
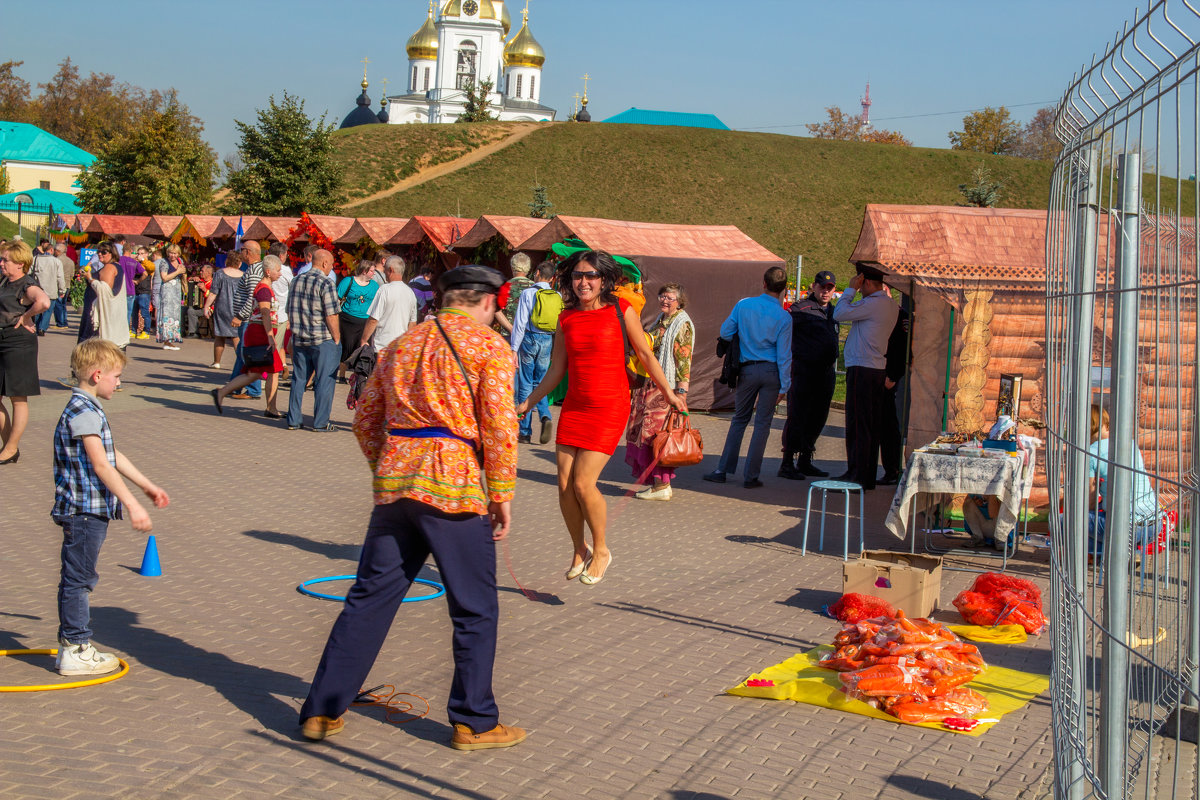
[1047,2,1200,798]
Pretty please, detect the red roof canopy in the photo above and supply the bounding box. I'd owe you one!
[143,215,184,238]
[450,215,550,249]
[85,215,153,236]
[391,216,477,249]
[517,215,782,263]
[345,217,409,246]
[242,216,299,242]
[305,215,357,243]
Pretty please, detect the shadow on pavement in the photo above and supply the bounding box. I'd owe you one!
[243,529,362,562]
[599,601,818,649]
[91,606,309,735]
[776,587,843,615]
[886,775,984,799]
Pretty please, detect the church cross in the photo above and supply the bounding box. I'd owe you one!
[361,56,371,83]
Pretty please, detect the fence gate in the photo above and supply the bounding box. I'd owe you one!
[1046,1,1200,797]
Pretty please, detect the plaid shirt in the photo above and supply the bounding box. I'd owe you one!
[286,269,339,346]
[52,390,122,520]
[233,260,265,321]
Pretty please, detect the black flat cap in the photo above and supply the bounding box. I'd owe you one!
[438,264,504,294]
[813,270,836,286]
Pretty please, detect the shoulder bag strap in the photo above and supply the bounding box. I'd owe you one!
[433,316,486,473]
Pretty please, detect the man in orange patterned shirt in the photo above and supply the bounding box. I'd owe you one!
[299,265,526,751]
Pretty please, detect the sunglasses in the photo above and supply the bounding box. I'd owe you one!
[571,271,601,281]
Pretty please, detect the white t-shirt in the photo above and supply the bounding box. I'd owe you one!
[272,265,294,323]
[367,281,419,350]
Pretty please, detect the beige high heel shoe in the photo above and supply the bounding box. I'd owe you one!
[565,547,593,581]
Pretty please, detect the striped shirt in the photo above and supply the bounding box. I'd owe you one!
[232,260,265,321]
[354,310,518,514]
[52,390,122,520]
[286,270,339,346]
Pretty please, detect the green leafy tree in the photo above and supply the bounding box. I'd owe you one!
[456,78,496,123]
[806,106,910,146]
[0,60,31,122]
[224,92,342,215]
[76,93,217,214]
[0,165,9,195]
[528,181,554,218]
[958,164,1003,207]
[949,106,1021,155]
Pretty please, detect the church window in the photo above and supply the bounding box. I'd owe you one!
[515,74,523,98]
[456,41,478,90]
[530,75,535,98]
[423,67,430,91]
[412,66,418,92]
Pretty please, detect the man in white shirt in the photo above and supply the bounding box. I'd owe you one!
[832,262,899,490]
[360,256,418,350]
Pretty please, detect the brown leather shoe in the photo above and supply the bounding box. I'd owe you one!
[228,392,253,400]
[300,715,344,741]
[450,722,527,751]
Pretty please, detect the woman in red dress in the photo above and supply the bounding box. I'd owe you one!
[517,251,685,586]
[212,256,284,418]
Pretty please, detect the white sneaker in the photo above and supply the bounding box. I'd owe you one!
[57,639,120,676]
[636,485,673,501]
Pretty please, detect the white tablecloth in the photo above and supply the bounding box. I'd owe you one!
[884,450,1034,542]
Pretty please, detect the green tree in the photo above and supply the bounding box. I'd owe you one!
[224,92,342,215]
[456,78,496,123]
[528,181,554,218]
[76,92,217,214]
[958,164,1003,207]
[806,106,910,146]
[0,60,31,122]
[1015,106,1062,161]
[949,106,1021,155]
[0,165,10,194]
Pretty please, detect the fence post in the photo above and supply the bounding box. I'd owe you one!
[1062,148,1098,800]
[1098,152,1140,800]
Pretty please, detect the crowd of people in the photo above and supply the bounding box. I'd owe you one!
[0,228,930,751]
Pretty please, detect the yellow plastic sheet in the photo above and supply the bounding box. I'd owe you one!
[726,645,1049,736]
[948,624,1028,644]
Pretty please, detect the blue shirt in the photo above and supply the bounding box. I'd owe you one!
[1088,438,1158,522]
[719,293,792,392]
[52,390,122,520]
[509,281,552,354]
[833,288,898,370]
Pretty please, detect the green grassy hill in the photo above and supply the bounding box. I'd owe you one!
[335,122,1055,282]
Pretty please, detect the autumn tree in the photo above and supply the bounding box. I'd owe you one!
[958,164,1003,207]
[32,58,164,153]
[76,93,217,214]
[456,78,496,123]
[1014,106,1062,161]
[806,106,911,145]
[949,106,1021,155]
[0,60,31,122]
[224,92,342,215]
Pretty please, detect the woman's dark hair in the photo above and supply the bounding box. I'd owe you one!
[95,242,119,259]
[559,250,621,309]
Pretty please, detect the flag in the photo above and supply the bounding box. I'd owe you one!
[234,216,244,250]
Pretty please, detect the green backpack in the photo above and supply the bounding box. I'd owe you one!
[529,287,564,333]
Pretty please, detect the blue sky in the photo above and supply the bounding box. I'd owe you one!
[3,0,1160,159]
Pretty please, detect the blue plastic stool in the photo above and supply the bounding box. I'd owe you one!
[801,479,865,560]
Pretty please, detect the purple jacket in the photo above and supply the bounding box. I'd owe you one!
[119,255,145,296]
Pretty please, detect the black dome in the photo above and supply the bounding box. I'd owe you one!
[340,90,381,129]
[576,104,591,123]
[377,107,390,123]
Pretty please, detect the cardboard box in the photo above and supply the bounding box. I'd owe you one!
[842,550,943,617]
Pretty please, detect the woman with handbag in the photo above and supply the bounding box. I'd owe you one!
[516,251,685,586]
[625,284,696,500]
[212,256,284,418]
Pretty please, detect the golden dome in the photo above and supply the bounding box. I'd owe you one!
[500,2,511,35]
[503,10,545,68]
[407,3,438,60]
[441,0,499,20]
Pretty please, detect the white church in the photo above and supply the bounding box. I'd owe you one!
[387,0,555,124]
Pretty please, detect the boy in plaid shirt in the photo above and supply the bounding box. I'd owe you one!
[51,340,170,676]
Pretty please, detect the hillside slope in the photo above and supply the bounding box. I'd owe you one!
[338,122,1054,281]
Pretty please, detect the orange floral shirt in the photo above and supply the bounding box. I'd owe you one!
[354,309,518,514]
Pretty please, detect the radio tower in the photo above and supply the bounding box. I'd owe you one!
[860,81,872,129]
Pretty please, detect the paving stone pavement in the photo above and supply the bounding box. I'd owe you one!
[1,322,1055,800]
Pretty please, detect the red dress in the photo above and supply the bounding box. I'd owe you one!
[556,299,632,455]
[242,281,283,375]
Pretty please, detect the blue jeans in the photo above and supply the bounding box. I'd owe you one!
[300,499,499,732]
[52,297,68,327]
[35,309,51,332]
[1088,511,1156,564]
[716,361,781,481]
[515,330,553,437]
[130,293,151,332]
[229,321,262,397]
[288,339,340,429]
[54,513,109,644]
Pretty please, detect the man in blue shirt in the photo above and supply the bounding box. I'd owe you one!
[510,261,559,444]
[832,263,899,490]
[703,266,792,488]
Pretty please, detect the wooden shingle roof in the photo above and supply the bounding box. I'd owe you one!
[517,215,782,263]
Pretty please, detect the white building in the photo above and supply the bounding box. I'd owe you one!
[387,0,555,124]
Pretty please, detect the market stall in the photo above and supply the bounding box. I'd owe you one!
[449,214,550,275]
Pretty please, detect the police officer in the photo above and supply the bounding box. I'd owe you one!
[780,271,839,479]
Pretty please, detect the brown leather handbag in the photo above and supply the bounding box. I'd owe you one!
[653,410,704,468]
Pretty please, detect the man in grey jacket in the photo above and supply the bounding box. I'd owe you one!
[31,241,66,336]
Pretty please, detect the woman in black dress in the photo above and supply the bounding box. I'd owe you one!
[0,240,51,464]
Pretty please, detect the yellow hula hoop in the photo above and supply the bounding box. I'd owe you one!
[0,648,130,692]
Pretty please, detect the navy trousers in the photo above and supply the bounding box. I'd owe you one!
[299,499,500,733]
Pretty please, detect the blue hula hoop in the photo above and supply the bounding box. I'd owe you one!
[297,575,446,603]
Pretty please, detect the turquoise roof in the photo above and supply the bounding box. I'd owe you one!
[0,188,82,214]
[0,122,96,167]
[600,107,730,130]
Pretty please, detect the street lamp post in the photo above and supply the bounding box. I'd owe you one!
[13,193,33,238]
